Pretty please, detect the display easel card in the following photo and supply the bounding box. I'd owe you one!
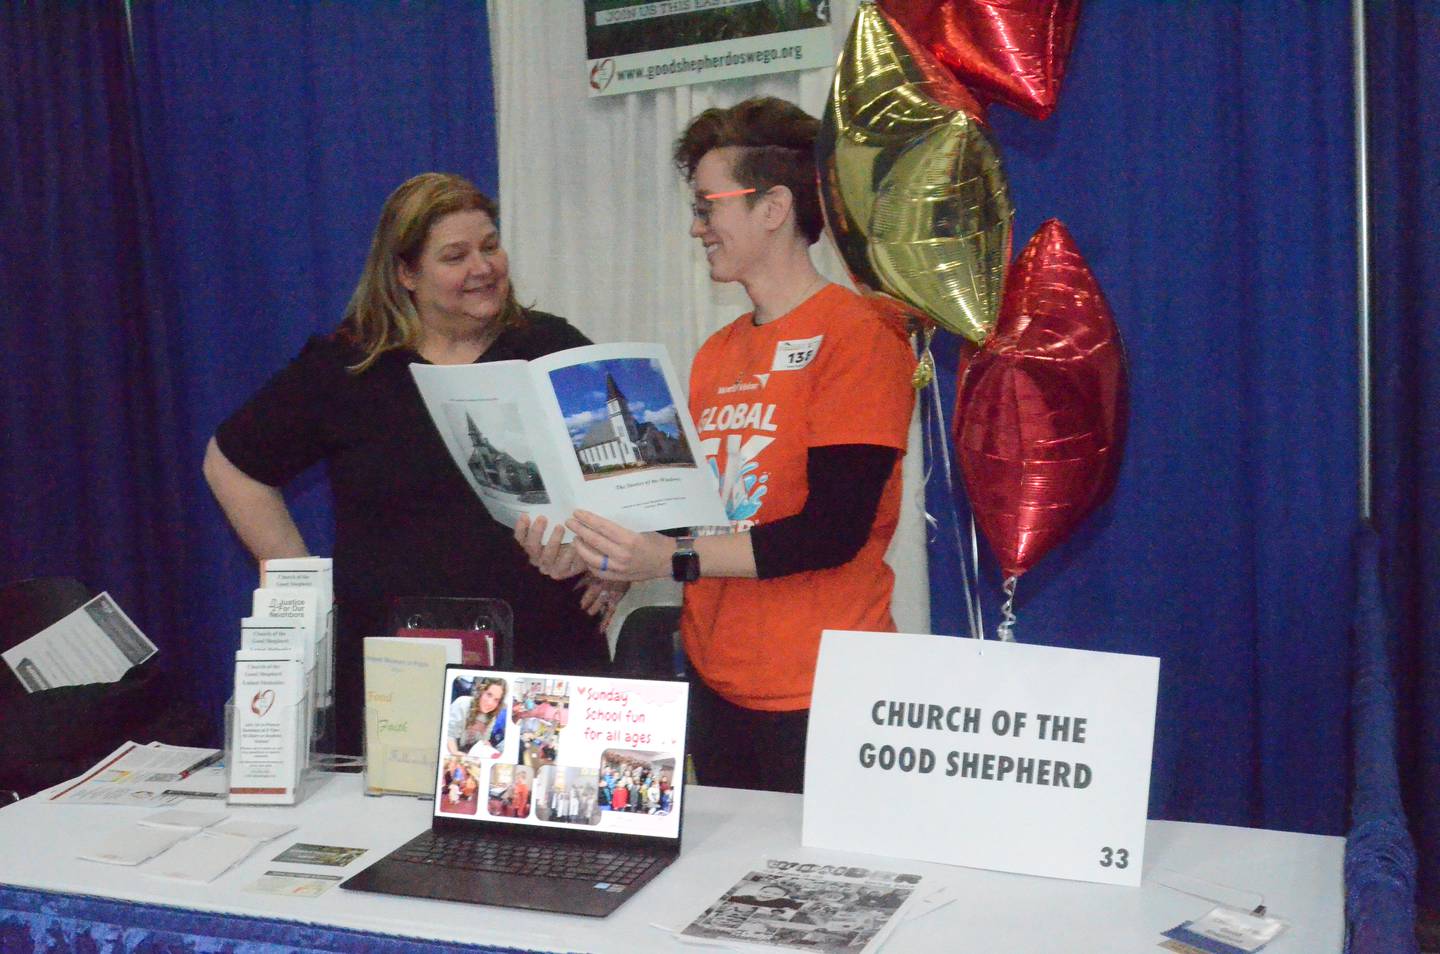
[363,636,462,796]
[804,631,1159,887]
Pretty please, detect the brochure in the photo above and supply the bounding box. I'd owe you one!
[681,860,925,954]
[411,342,727,534]
[229,652,306,804]
[46,741,222,805]
[260,557,335,706]
[2,592,157,692]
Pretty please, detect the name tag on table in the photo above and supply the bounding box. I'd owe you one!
[803,631,1159,886]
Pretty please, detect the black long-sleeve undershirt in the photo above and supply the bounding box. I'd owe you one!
[749,443,899,580]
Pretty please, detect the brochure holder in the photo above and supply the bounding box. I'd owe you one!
[224,696,325,806]
[223,629,340,805]
[385,596,514,669]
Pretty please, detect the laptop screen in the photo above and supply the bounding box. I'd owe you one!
[433,667,688,842]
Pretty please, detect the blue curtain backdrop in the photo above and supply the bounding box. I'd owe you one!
[923,1,1355,835]
[8,0,1434,849]
[0,1,194,677]
[1367,2,1440,912]
[125,0,500,717]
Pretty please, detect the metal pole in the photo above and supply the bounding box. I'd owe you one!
[1353,0,1373,524]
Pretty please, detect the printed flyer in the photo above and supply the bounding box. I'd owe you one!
[682,859,925,953]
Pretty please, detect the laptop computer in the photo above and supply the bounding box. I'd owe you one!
[341,665,689,917]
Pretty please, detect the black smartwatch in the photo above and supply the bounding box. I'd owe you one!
[672,536,700,583]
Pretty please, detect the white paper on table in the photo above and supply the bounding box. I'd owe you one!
[139,809,229,831]
[1,592,157,692]
[79,825,192,865]
[212,819,297,842]
[244,869,343,898]
[46,742,221,805]
[141,831,259,883]
[679,859,925,954]
[166,765,228,799]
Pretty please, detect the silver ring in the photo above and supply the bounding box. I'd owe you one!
[600,555,609,573]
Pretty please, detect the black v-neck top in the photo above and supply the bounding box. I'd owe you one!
[216,311,607,753]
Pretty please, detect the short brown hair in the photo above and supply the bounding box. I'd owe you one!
[341,173,522,372]
[674,96,823,244]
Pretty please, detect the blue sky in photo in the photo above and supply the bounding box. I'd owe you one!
[549,358,681,443]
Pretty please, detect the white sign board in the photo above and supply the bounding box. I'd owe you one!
[803,632,1159,886]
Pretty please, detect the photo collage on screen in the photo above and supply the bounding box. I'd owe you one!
[435,670,686,833]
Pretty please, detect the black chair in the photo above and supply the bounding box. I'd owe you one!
[612,604,684,679]
[0,577,211,801]
[0,576,94,663]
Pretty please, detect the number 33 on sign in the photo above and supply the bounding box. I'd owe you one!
[1099,846,1130,869]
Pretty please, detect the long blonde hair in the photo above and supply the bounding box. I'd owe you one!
[465,677,507,739]
[341,173,523,372]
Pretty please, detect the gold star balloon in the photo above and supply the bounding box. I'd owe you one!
[818,0,1014,345]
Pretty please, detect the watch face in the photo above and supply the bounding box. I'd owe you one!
[672,550,700,583]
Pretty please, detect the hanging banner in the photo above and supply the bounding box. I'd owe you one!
[584,0,834,97]
[804,631,1160,887]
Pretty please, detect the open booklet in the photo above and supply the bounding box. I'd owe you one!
[411,343,727,534]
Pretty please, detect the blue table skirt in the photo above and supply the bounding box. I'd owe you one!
[0,886,561,954]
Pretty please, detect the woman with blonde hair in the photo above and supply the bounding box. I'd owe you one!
[446,676,507,757]
[205,173,614,755]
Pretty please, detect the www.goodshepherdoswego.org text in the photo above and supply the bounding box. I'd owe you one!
[619,44,804,83]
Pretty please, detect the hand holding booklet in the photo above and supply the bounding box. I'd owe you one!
[411,343,727,534]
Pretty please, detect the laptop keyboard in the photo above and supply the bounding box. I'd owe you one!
[397,831,660,885]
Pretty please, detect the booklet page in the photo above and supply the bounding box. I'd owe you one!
[412,359,573,529]
[529,342,727,531]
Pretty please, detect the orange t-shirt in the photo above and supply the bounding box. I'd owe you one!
[682,284,916,710]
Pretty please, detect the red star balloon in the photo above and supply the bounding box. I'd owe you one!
[880,0,1082,121]
[955,219,1127,577]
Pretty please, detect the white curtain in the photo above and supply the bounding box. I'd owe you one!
[488,0,930,639]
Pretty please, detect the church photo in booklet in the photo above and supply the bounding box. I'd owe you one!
[411,342,727,534]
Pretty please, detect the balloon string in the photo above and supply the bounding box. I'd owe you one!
[915,351,983,640]
[997,575,1017,642]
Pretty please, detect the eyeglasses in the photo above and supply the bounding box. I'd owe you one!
[690,187,759,226]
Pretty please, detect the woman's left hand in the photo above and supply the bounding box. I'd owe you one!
[566,510,672,582]
[577,575,629,632]
[514,514,586,580]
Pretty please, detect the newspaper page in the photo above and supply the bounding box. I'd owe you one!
[45,742,223,805]
[2,592,157,692]
[682,859,924,954]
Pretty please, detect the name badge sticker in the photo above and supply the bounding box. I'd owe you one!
[772,335,823,372]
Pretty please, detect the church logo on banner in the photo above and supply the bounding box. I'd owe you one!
[803,631,1160,887]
